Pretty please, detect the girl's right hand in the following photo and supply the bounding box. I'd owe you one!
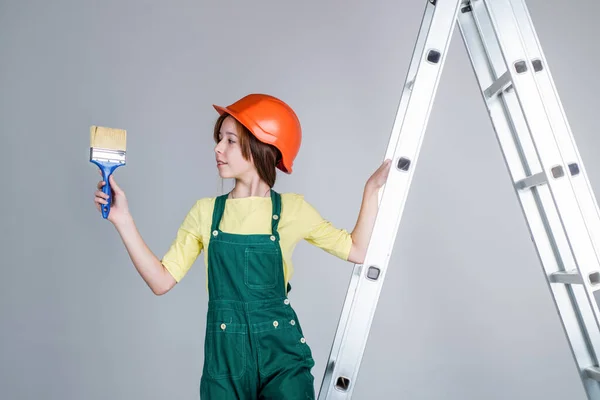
[94,169,131,225]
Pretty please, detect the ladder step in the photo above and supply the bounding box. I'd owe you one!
[515,171,547,190]
[515,163,581,190]
[585,366,600,382]
[549,270,583,285]
[550,270,600,286]
[484,70,513,99]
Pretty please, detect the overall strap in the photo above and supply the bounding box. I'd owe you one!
[270,189,282,237]
[210,194,228,232]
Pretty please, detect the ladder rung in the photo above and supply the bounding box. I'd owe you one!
[585,366,600,381]
[515,164,581,190]
[550,270,600,286]
[549,270,583,285]
[515,171,547,190]
[484,70,513,99]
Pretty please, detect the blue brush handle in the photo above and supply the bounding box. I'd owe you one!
[91,160,123,219]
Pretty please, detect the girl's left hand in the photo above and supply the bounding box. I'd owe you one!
[365,159,392,193]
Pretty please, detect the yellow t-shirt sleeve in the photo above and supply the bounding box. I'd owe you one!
[297,195,353,261]
[161,201,204,282]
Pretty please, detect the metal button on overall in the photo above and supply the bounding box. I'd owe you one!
[199,190,315,400]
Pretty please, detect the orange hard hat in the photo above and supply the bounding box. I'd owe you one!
[213,93,302,174]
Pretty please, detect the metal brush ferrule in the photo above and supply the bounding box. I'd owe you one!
[89,147,126,164]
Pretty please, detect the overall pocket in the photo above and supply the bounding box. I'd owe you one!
[205,322,247,380]
[244,246,280,289]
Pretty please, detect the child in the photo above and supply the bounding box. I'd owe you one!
[93,93,391,399]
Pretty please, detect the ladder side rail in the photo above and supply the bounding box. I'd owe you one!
[508,0,600,309]
[318,264,362,397]
[494,0,600,394]
[381,0,438,166]
[468,0,600,368]
[458,4,600,399]
[318,2,441,395]
[318,1,463,398]
[480,0,600,334]
[511,5,600,366]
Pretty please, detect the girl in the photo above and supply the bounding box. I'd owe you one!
[93,93,391,399]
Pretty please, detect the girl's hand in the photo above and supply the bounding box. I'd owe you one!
[94,170,131,225]
[365,159,392,194]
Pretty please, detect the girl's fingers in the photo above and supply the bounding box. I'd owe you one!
[95,190,109,199]
[109,175,123,195]
[94,171,109,211]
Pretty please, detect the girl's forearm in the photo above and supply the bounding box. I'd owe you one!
[114,216,176,295]
[348,186,380,264]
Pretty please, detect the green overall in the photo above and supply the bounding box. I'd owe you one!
[199,189,316,399]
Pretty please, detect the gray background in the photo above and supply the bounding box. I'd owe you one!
[1,0,599,399]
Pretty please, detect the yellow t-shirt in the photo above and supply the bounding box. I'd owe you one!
[161,192,353,290]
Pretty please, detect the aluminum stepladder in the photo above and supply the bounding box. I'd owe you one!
[317,0,600,399]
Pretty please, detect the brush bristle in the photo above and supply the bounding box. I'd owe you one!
[90,125,127,151]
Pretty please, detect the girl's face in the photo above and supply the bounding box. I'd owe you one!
[214,116,256,180]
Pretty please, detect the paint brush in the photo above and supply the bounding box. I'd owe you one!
[89,125,127,219]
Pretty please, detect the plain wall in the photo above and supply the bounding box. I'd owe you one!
[1,0,599,399]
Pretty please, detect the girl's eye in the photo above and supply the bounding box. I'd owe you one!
[228,139,235,144]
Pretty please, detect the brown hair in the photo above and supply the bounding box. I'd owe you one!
[213,113,282,187]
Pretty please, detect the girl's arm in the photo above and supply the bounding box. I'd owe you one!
[114,216,177,295]
[95,174,176,295]
[348,159,391,264]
